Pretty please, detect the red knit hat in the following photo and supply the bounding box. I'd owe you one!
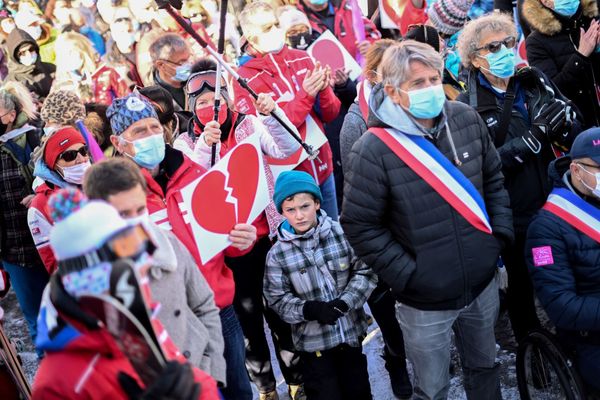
[44,127,86,169]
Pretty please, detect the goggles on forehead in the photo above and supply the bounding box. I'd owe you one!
[185,71,227,97]
[58,224,157,273]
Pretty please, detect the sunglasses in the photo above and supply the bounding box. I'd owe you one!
[185,71,225,96]
[59,145,89,162]
[475,36,516,53]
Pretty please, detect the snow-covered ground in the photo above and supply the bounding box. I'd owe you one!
[1,289,520,399]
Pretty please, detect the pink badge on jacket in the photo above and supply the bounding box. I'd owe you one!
[532,246,554,267]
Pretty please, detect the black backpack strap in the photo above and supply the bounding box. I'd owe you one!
[493,77,516,148]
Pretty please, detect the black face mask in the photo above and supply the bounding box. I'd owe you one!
[0,121,8,136]
[287,32,312,50]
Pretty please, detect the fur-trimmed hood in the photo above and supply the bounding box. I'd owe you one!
[523,0,598,36]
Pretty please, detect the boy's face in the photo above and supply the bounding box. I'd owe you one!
[107,184,148,219]
[281,193,320,234]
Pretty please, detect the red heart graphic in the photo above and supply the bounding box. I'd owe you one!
[311,39,345,73]
[191,143,260,234]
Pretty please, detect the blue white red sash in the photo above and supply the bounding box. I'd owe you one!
[543,188,600,243]
[356,80,371,121]
[370,127,492,234]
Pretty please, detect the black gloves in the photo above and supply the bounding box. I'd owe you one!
[154,0,182,9]
[303,299,349,325]
[118,361,201,400]
[531,100,568,143]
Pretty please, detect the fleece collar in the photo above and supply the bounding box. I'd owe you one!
[522,0,598,36]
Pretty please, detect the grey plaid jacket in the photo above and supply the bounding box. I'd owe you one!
[264,212,377,352]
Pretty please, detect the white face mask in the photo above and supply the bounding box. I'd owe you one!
[25,25,42,40]
[578,163,600,198]
[254,26,285,54]
[19,53,37,66]
[60,161,91,185]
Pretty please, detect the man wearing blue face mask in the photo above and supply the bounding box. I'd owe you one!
[149,33,193,110]
[457,13,584,345]
[522,0,600,128]
[342,40,514,399]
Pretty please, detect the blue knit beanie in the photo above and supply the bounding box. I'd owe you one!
[106,93,159,136]
[273,171,323,213]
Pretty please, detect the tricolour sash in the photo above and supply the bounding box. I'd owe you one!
[542,188,600,243]
[370,127,492,234]
[357,80,371,121]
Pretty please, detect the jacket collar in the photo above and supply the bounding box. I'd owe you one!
[523,0,598,36]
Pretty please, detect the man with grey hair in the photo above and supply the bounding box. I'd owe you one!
[149,33,192,109]
[341,41,513,400]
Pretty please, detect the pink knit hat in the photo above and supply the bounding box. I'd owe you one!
[427,0,474,35]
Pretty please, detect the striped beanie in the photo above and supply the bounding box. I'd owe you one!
[427,0,474,35]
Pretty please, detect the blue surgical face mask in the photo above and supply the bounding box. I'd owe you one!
[480,45,515,79]
[309,0,328,5]
[123,134,166,169]
[19,52,37,66]
[173,63,192,82]
[553,0,580,17]
[401,84,446,119]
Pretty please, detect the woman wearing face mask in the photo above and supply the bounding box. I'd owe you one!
[522,0,600,128]
[52,31,129,105]
[456,12,584,346]
[5,27,55,102]
[28,127,92,275]
[0,81,49,357]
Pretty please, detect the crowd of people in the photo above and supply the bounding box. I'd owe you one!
[0,0,599,399]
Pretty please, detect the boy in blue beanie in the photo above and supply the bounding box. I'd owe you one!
[264,171,377,400]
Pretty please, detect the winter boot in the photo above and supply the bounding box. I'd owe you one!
[383,349,413,399]
[288,384,307,400]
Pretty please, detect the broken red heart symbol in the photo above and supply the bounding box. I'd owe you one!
[311,39,345,73]
[191,143,260,235]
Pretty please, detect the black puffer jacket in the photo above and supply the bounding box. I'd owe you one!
[4,28,55,101]
[526,157,600,339]
[523,0,600,127]
[341,84,514,311]
[457,67,583,233]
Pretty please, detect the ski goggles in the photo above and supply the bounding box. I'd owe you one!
[185,71,227,97]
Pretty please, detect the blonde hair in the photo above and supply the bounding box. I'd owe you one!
[457,12,518,68]
[364,39,397,84]
[0,81,37,120]
[55,31,99,76]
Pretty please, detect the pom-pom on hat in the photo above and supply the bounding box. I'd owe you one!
[106,93,159,136]
[427,0,474,35]
[273,171,323,213]
[49,188,129,262]
[43,127,87,169]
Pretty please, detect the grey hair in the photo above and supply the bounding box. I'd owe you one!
[239,2,275,37]
[457,12,518,68]
[149,33,188,62]
[0,81,37,120]
[378,41,444,88]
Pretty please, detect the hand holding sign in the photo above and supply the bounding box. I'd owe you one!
[308,31,362,81]
[181,133,268,263]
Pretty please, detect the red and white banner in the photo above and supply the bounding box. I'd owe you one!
[265,115,328,181]
[307,30,362,81]
[180,134,270,264]
[543,188,600,243]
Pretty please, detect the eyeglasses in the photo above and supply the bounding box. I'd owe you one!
[59,145,89,162]
[475,36,516,53]
[160,59,189,68]
[185,71,226,96]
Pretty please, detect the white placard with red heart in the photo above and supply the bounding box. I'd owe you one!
[307,30,362,81]
[180,133,269,264]
[265,115,328,181]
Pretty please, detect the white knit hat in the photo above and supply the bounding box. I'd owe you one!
[277,6,312,34]
[50,201,129,261]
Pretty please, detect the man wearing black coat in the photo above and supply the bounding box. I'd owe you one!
[341,41,513,399]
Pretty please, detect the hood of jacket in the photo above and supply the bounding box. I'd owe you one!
[6,28,39,62]
[276,210,332,245]
[548,156,572,189]
[33,158,70,189]
[146,222,177,274]
[523,0,598,36]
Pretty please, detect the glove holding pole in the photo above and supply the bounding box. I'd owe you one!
[155,0,318,160]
